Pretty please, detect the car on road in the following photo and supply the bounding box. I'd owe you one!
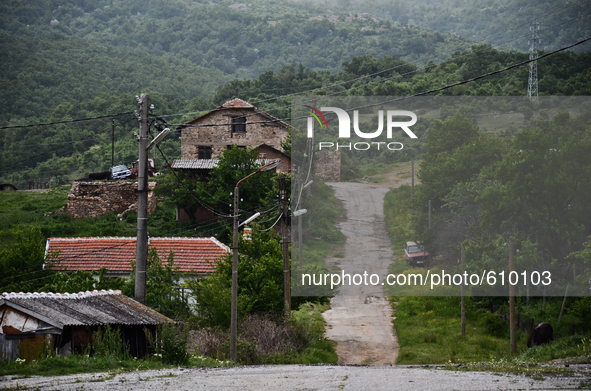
[405,241,429,267]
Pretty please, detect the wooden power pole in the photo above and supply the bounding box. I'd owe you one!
[279,177,291,317]
[461,244,466,336]
[509,236,517,356]
[135,93,149,305]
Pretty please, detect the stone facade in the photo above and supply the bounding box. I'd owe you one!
[315,151,341,182]
[61,181,158,219]
[180,98,289,160]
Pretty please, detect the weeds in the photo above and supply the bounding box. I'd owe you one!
[187,302,336,365]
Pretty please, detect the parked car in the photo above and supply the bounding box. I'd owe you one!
[110,164,132,180]
[405,241,429,267]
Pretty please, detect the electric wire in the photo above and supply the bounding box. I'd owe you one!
[0,111,134,130]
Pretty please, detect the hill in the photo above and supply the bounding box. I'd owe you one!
[312,0,591,53]
[0,0,472,121]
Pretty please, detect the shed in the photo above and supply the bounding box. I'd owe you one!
[0,290,171,361]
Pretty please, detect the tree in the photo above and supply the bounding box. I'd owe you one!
[478,112,591,279]
[188,228,285,328]
[155,146,281,227]
[0,228,49,293]
[417,113,504,209]
[124,247,190,320]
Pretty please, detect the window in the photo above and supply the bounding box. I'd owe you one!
[198,145,212,159]
[231,115,246,133]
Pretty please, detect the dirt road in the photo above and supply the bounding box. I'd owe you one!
[322,181,399,365]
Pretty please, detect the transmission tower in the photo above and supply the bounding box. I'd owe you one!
[527,20,541,102]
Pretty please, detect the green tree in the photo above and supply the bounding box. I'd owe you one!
[0,228,49,293]
[188,228,285,328]
[155,146,281,226]
[124,247,190,320]
[417,113,503,209]
[478,112,591,271]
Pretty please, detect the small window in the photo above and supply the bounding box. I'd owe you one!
[231,116,246,133]
[198,146,212,159]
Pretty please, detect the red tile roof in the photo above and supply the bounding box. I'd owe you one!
[221,98,254,108]
[45,237,230,275]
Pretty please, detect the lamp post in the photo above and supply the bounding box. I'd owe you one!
[230,159,281,362]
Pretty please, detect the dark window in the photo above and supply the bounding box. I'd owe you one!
[231,116,246,133]
[198,146,212,159]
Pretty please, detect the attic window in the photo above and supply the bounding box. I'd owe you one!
[198,145,212,159]
[231,116,246,133]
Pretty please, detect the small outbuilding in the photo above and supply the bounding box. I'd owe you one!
[0,290,171,362]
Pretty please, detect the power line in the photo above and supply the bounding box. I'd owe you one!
[244,2,591,108]
[167,35,591,130]
[0,111,135,130]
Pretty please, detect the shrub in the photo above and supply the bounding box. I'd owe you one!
[92,325,129,359]
[154,322,190,366]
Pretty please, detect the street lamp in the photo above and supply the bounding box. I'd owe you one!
[230,159,281,362]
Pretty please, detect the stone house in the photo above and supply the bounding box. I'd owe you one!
[179,98,290,162]
[170,98,291,222]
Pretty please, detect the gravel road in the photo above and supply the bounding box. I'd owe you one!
[322,181,399,365]
[2,364,588,390]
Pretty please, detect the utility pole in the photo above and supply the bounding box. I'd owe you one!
[231,185,239,362]
[280,176,291,318]
[411,159,415,197]
[461,244,466,336]
[509,236,516,356]
[111,118,115,168]
[527,20,540,102]
[298,214,303,269]
[428,200,431,230]
[135,93,149,305]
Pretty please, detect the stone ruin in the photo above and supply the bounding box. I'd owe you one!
[60,181,158,219]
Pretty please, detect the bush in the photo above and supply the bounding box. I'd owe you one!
[186,303,336,365]
[153,323,190,366]
[476,308,508,338]
[92,325,129,359]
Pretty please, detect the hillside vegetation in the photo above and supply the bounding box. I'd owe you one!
[314,0,591,53]
[0,0,471,121]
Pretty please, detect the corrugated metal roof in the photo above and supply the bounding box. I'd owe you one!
[171,159,220,170]
[0,290,171,327]
[45,237,230,275]
[171,158,279,171]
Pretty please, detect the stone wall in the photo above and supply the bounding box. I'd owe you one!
[181,109,289,160]
[62,181,158,219]
[314,151,341,182]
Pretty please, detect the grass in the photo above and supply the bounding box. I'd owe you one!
[0,183,194,248]
[383,184,591,368]
[394,296,518,365]
[383,185,422,252]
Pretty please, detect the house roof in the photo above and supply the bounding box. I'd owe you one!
[182,98,289,129]
[171,158,281,171]
[0,290,171,328]
[45,237,230,275]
